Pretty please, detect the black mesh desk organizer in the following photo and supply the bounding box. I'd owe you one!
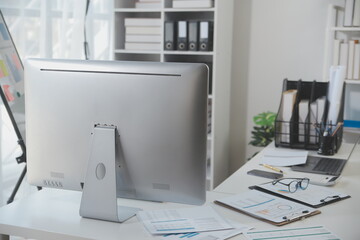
[275,79,344,152]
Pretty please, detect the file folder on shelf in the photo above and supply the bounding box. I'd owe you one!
[177,21,188,51]
[199,21,213,51]
[274,79,345,151]
[188,21,199,51]
[164,21,176,50]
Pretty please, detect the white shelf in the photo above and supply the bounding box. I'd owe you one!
[323,5,360,81]
[331,27,360,31]
[113,0,234,190]
[114,49,161,54]
[345,80,360,84]
[114,8,215,12]
[114,8,161,13]
[163,50,214,56]
[114,50,213,56]
[164,8,215,12]
[324,5,360,132]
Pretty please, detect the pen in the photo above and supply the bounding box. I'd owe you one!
[331,122,343,137]
[261,164,284,174]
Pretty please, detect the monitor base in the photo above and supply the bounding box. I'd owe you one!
[79,124,141,222]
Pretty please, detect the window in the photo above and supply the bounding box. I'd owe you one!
[1,0,113,60]
[0,0,113,206]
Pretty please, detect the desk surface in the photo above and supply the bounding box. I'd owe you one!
[0,190,239,240]
[0,135,359,240]
[215,134,360,239]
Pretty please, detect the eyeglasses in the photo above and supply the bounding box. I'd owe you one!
[271,178,309,193]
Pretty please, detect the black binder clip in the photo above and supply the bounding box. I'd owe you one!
[320,195,340,203]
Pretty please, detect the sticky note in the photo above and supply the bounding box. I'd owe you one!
[3,85,15,102]
[12,53,22,70]
[0,60,9,77]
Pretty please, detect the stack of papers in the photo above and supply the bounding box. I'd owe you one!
[137,206,251,240]
[160,220,250,240]
[124,18,162,50]
[261,149,308,166]
[172,0,214,8]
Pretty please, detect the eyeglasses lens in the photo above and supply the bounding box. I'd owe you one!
[300,178,309,189]
[289,181,298,192]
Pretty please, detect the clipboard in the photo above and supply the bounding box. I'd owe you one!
[214,190,321,226]
[249,181,350,208]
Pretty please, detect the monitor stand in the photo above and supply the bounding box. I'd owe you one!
[79,124,141,222]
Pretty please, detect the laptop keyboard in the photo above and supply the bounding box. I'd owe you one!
[313,158,345,175]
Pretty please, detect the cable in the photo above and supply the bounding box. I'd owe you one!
[84,0,91,60]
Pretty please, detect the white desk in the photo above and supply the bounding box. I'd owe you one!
[0,135,359,239]
[0,190,241,240]
[214,134,360,239]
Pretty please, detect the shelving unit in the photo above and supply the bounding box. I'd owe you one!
[323,4,360,131]
[323,5,360,81]
[112,0,234,190]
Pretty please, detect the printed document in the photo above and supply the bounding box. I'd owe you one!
[137,206,233,235]
[261,149,308,166]
[245,225,340,240]
[215,190,317,224]
[160,220,251,240]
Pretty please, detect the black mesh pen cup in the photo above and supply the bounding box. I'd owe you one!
[318,135,336,156]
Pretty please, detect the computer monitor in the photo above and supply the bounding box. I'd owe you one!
[25,58,208,222]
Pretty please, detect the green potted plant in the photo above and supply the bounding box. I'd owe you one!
[248,111,276,159]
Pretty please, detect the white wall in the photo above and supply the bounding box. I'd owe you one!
[229,0,344,173]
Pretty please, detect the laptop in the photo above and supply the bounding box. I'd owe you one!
[291,156,347,176]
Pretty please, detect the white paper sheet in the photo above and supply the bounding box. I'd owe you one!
[245,225,340,240]
[328,66,345,131]
[216,190,316,224]
[160,220,251,240]
[261,149,308,166]
[137,206,233,235]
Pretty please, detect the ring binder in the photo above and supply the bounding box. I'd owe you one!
[177,21,188,51]
[188,21,199,51]
[164,21,176,50]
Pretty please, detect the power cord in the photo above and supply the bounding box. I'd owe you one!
[84,0,90,60]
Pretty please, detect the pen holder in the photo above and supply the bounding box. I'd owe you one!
[318,135,336,156]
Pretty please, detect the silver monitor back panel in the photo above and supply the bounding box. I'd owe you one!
[25,59,208,205]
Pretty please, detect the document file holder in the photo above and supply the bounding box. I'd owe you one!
[274,79,345,151]
[164,21,176,50]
